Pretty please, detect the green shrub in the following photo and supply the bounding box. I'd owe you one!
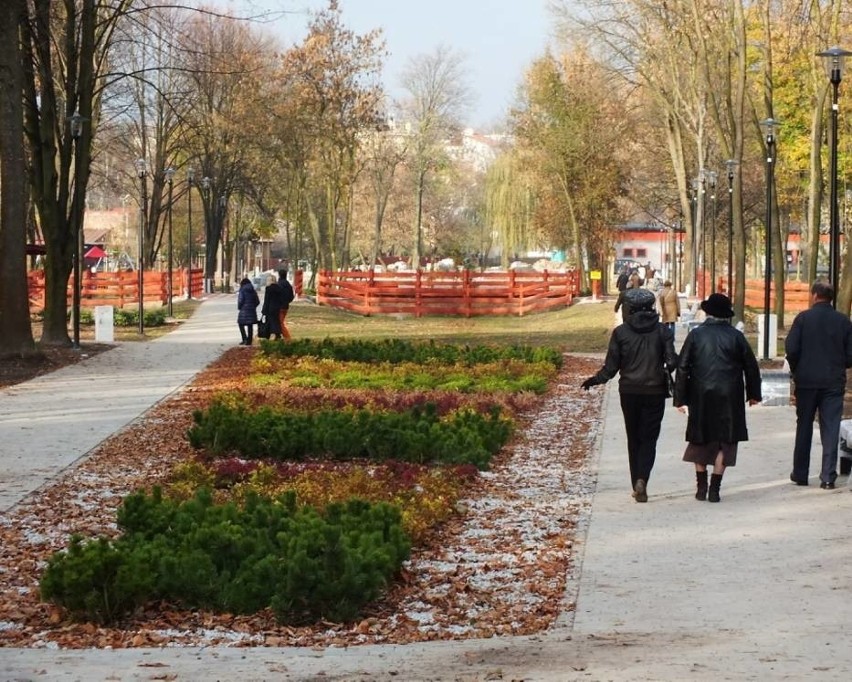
[40,489,410,625]
[188,400,513,469]
[260,337,562,368]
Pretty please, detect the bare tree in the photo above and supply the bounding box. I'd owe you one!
[399,45,472,268]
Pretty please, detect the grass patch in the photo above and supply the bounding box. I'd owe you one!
[286,300,614,353]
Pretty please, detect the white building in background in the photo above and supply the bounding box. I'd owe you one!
[445,128,509,173]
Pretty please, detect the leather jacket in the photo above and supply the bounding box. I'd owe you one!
[674,318,762,443]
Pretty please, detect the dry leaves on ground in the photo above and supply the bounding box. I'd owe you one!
[0,350,603,650]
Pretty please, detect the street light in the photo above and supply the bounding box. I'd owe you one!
[760,118,779,360]
[186,167,195,299]
[817,46,852,307]
[201,176,212,293]
[707,170,718,293]
[691,177,699,296]
[164,167,175,317]
[725,159,739,297]
[68,112,84,349]
[135,158,147,335]
[219,194,227,292]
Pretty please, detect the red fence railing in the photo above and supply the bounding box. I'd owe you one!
[317,269,580,317]
[26,269,204,314]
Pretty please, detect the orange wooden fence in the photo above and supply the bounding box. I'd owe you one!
[317,269,580,317]
[701,273,811,314]
[26,269,204,314]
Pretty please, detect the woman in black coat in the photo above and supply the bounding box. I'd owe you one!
[673,294,762,502]
[237,278,260,345]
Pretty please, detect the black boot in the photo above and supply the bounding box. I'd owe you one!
[695,470,708,501]
[708,473,723,503]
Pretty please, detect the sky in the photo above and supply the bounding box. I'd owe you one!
[221,0,556,130]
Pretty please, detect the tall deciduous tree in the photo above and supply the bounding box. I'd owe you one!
[0,0,34,356]
[400,45,471,268]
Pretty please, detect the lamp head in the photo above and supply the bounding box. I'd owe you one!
[164,167,176,183]
[201,176,211,190]
[187,167,195,183]
[760,117,780,142]
[135,158,147,178]
[817,46,852,84]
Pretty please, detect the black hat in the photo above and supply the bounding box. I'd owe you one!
[624,287,656,311]
[700,293,734,318]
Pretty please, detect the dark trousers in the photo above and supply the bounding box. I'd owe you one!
[619,392,666,488]
[664,321,676,341]
[238,323,254,344]
[792,387,843,484]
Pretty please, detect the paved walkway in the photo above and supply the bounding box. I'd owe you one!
[2,300,852,680]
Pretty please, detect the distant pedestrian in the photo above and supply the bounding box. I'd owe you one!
[616,267,630,292]
[614,276,640,322]
[657,280,680,340]
[785,279,852,489]
[237,277,260,345]
[261,269,295,341]
[581,287,678,503]
[673,293,761,502]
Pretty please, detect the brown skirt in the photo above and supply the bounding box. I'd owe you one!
[682,442,739,467]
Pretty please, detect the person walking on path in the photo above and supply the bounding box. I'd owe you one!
[673,293,762,502]
[613,274,642,322]
[581,287,678,503]
[261,269,295,341]
[785,279,852,489]
[657,280,680,340]
[237,278,260,345]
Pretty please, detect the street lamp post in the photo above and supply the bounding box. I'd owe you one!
[708,170,718,293]
[201,176,212,293]
[725,159,738,296]
[164,167,175,317]
[219,194,227,293]
[186,167,195,299]
[761,118,778,360]
[691,177,699,296]
[69,112,84,349]
[817,46,852,307]
[135,158,147,335]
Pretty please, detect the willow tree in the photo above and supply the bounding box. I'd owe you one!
[485,152,536,268]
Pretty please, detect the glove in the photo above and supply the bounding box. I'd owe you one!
[581,377,596,391]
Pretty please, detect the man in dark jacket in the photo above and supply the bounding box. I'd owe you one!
[785,279,852,489]
[261,269,296,340]
[581,287,678,503]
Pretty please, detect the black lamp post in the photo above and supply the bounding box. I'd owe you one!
[219,194,227,292]
[164,167,175,317]
[186,167,195,299]
[691,177,699,296]
[135,158,147,335]
[201,176,212,293]
[725,159,738,296]
[69,112,84,349]
[707,170,718,293]
[761,118,778,360]
[817,46,852,306]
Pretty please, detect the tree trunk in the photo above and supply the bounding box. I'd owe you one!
[0,0,35,356]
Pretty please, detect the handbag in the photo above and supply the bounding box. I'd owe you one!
[257,316,271,339]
